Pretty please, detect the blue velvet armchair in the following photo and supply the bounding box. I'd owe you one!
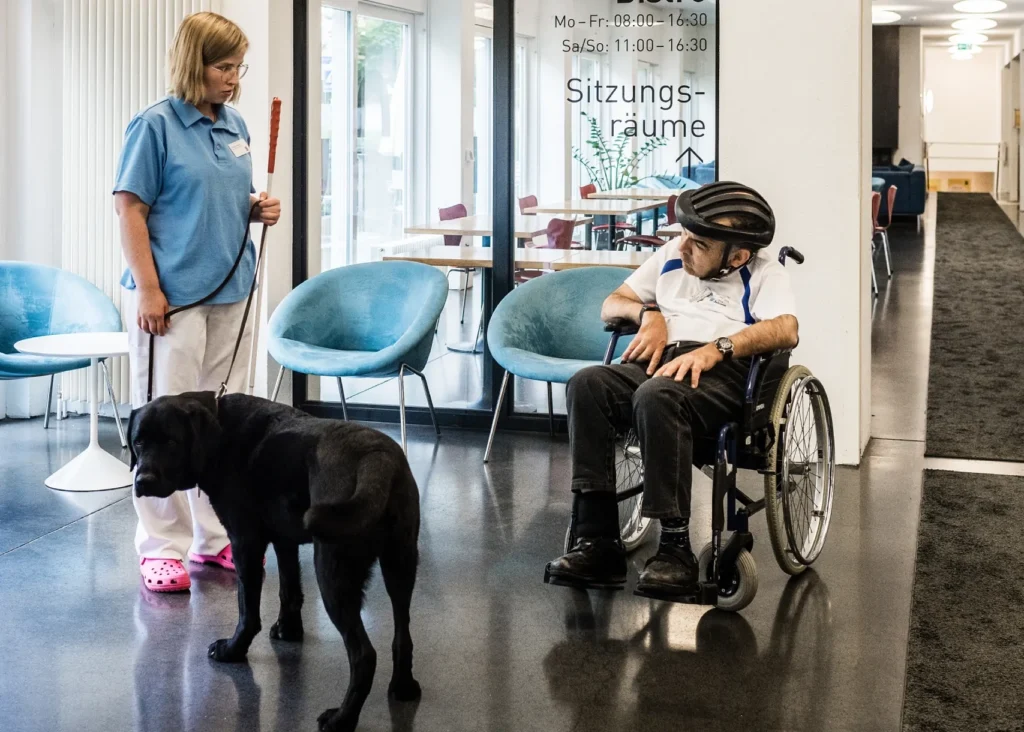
[267,261,449,453]
[483,266,635,462]
[0,262,124,435]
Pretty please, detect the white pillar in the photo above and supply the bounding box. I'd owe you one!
[720,0,872,465]
[898,27,924,165]
[427,0,475,215]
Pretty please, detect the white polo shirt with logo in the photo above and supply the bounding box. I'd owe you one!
[624,239,798,344]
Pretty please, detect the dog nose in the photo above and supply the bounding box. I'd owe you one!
[134,473,158,495]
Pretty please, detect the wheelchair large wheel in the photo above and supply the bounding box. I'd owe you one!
[764,366,836,576]
[564,429,654,553]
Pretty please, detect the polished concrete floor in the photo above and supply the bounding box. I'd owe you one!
[0,209,933,732]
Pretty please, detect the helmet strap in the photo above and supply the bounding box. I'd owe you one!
[703,244,738,281]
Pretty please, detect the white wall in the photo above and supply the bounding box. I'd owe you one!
[220,0,293,400]
[0,0,64,419]
[898,26,923,165]
[924,45,1002,173]
[720,0,871,464]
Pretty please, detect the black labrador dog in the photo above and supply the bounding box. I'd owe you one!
[129,391,421,732]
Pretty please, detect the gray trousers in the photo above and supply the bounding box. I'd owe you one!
[566,342,750,519]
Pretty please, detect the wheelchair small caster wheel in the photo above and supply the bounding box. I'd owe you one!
[697,543,758,612]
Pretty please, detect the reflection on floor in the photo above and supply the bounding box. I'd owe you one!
[0,207,932,731]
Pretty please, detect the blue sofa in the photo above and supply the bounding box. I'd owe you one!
[872,160,926,219]
[680,160,717,185]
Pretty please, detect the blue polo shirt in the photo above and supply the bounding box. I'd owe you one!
[113,96,256,307]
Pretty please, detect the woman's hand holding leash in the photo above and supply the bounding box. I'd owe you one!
[138,286,171,336]
[250,192,281,226]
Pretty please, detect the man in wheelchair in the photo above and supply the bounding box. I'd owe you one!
[545,181,800,597]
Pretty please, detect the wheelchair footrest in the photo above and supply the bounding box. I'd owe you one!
[633,582,719,606]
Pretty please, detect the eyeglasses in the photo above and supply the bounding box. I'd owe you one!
[210,62,248,79]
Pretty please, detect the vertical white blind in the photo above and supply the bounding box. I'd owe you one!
[61,0,218,410]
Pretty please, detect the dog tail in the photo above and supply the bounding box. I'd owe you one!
[303,451,396,541]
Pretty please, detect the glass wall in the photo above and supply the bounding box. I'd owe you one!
[296,0,718,427]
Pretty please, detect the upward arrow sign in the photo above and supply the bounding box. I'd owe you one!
[676,147,704,172]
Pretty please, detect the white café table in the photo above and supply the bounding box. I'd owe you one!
[15,332,133,492]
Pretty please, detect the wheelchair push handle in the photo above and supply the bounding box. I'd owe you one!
[779,247,804,266]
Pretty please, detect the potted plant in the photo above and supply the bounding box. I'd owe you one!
[571,112,668,191]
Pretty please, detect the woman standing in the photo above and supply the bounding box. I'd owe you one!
[113,12,280,592]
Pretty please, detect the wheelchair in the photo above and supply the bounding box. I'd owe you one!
[562,247,836,612]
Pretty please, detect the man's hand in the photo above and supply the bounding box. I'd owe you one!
[252,192,281,226]
[621,310,669,375]
[654,343,723,388]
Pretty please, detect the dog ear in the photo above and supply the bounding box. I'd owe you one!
[188,399,222,477]
[126,409,139,471]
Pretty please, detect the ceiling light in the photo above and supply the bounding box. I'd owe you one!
[952,17,998,31]
[952,51,975,60]
[873,9,901,23]
[953,1,1007,13]
[949,32,989,45]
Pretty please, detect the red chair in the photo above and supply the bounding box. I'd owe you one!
[874,185,896,279]
[515,218,575,284]
[580,183,636,246]
[439,203,474,323]
[518,195,538,213]
[869,191,881,297]
[615,194,679,251]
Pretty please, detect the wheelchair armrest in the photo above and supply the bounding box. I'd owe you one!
[603,318,639,336]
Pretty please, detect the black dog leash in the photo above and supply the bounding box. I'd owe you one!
[145,198,265,403]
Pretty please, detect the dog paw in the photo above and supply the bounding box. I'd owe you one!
[207,638,248,663]
[388,677,422,702]
[317,708,357,732]
[269,618,304,642]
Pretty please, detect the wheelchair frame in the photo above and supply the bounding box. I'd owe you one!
[603,246,828,609]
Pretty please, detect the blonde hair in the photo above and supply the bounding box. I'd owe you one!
[168,12,248,106]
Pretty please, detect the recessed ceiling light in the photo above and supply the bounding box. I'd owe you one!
[952,51,976,60]
[952,17,998,31]
[949,32,990,45]
[953,1,1007,13]
[873,9,901,24]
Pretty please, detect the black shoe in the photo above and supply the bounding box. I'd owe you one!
[635,544,700,597]
[544,537,627,589]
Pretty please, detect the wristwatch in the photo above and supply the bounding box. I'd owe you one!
[714,337,735,360]
[638,303,660,323]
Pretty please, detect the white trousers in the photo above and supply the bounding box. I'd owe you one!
[124,287,253,560]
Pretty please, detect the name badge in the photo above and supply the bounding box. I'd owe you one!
[228,139,250,157]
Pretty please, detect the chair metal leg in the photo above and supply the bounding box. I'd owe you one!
[43,374,55,429]
[398,368,408,455]
[547,382,554,438]
[271,366,286,402]
[100,360,127,448]
[336,377,349,421]
[881,231,893,278]
[403,364,441,438]
[472,318,485,355]
[483,371,511,463]
[460,270,471,324]
[871,250,879,297]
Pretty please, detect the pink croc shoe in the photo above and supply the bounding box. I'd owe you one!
[189,545,267,572]
[140,558,191,593]
[189,544,237,571]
